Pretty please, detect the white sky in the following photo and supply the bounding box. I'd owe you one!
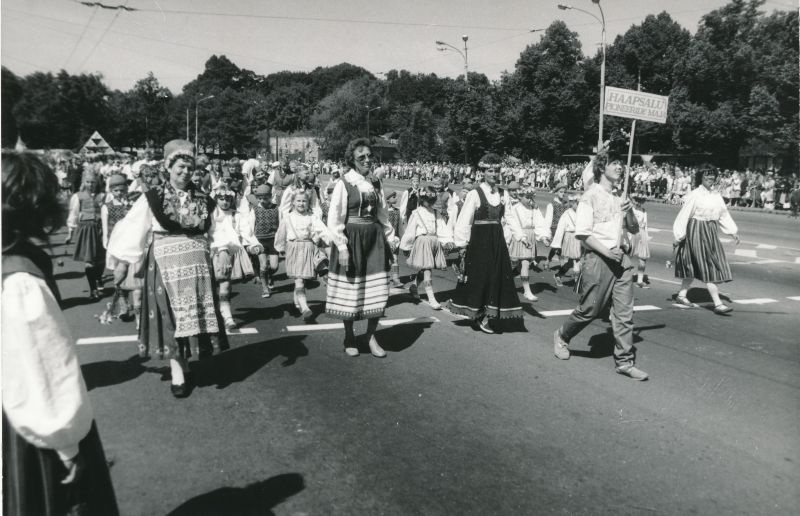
[1,0,795,93]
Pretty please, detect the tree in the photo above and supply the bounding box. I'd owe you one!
[2,67,22,147]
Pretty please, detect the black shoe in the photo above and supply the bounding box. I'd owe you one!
[170,383,189,398]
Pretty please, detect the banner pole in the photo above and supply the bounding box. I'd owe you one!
[622,71,642,198]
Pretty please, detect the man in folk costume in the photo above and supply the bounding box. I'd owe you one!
[449,153,523,334]
[553,153,649,381]
[107,139,227,398]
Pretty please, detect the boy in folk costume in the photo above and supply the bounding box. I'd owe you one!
[65,169,107,300]
[398,173,422,231]
[245,183,281,298]
[399,186,455,310]
[275,189,339,322]
[209,187,259,330]
[101,174,143,327]
[551,195,581,287]
[505,187,551,301]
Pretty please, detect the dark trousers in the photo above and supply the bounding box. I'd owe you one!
[559,251,635,366]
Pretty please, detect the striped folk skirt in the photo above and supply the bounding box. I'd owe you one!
[508,228,537,260]
[284,240,316,279]
[139,234,227,360]
[326,220,392,320]
[560,231,582,260]
[630,228,650,260]
[448,223,523,320]
[674,219,732,283]
[407,235,447,270]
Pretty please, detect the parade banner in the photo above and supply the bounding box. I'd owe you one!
[604,86,669,124]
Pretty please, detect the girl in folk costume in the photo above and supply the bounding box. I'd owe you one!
[326,138,400,358]
[431,174,459,228]
[542,184,568,268]
[398,173,422,230]
[65,169,107,300]
[275,189,339,322]
[385,191,404,287]
[399,186,455,310]
[245,183,281,298]
[101,174,143,327]
[629,194,651,288]
[209,187,258,330]
[449,154,523,334]
[107,140,228,398]
[551,194,581,287]
[506,187,551,301]
[672,166,740,314]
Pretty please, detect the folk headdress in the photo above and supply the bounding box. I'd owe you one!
[478,152,502,169]
[163,139,194,168]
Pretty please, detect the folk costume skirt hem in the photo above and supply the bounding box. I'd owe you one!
[508,228,537,260]
[674,219,732,283]
[325,221,391,321]
[407,235,447,270]
[285,240,317,279]
[72,220,105,265]
[448,223,522,320]
[561,231,582,260]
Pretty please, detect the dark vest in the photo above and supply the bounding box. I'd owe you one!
[405,188,419,220]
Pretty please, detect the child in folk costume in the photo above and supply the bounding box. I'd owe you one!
[506,187,551,301]
[101,174,143,327]
[399,186,455,310]
[630,194,651,288]
[385,191,404,287]
[275,189,339,322]
[209,187,259,330]
[551,194,581,287]
[245,183,281,298]
[66,169,107,300]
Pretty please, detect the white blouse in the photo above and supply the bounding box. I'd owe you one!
[399,207,454,251]
[275,211,336,252]
[551,208,577,249]
[673,185,738,241]
[453,183,505,248]
[209,207,259,252]
[326,170,398,253]
[2,273,93,461]
[506,203,550,243]
[279,184,323,219]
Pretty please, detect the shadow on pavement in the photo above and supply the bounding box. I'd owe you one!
[82,354,162,391]
[191,336,309,389]
[373,321,434,353]
[570,331,614,359]
[53,270,87,281]
[235,303,297,325]
[532,282,558,295]
[166,473,305,516]
[61,296,101,310]
[683,287,732,304]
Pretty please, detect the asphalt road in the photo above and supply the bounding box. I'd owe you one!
[53,182,799,515]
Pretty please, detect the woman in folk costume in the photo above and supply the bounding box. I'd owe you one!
[2,151,119,516]
[399,186,455,310]
[449,153,523,334]
[244,183,281,298]
[629,193,651,288]
[672,166,740,315]
[101,173,143,327]
[65,168,107,300]
[551,194,582,287]
[506,187,551,301]
[107,140,227,398]
[326,138,399,358]
[209,186,259,330]
[275,189,339,322]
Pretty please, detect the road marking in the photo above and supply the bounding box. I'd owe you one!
[732,298,778,305]
[786,296,800,301]
[720,237,733,243]
[756,244,777,250]
[732,259,786,265]
[539,305,660,318]
[649,276,682,285]
[76,327,258,346]
[648,227,662,233]
[734,248,757,258]
[285,316,439,332]
[796,257,800,264]
[633,305,661,312]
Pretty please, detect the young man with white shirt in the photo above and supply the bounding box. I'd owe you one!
[553,156,649,381]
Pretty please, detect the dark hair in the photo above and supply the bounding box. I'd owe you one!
[419,186,438,206]
[344,137,372,170]
[2,151,65,247]
[695,164,718,188]
[592,150,620,182]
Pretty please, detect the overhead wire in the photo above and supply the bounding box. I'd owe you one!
[75,0,130,71]
[61,3,99,67]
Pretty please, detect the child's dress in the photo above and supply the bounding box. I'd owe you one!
[275,211,334,279]
[630,207,650,260]
[209,207,255,281]
[551,208,581,260]
[505,202,550,260]
[400,207,453,270]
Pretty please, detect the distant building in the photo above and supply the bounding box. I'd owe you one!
[269,131,320,162]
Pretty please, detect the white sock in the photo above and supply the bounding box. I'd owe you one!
[170,359,185,385]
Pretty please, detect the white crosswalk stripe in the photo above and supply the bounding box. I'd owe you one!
[732,298,778,305]
[76,327,258,346]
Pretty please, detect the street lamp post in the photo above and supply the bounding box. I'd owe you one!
[558,1,606,151]
[366,105,381,138]
[194,95,214,157]
[435,35,469,86]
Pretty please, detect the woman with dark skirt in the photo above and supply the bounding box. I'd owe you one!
[65,168,107,300]
[449,154,523,333]
[325,138,399,357]
[107,139,227,397]
[672,166,740,314]
[2,151,119,516]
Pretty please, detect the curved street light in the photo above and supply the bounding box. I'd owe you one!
[195,94,215,157]
[435,34,469,85]
[558,1,606,151]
